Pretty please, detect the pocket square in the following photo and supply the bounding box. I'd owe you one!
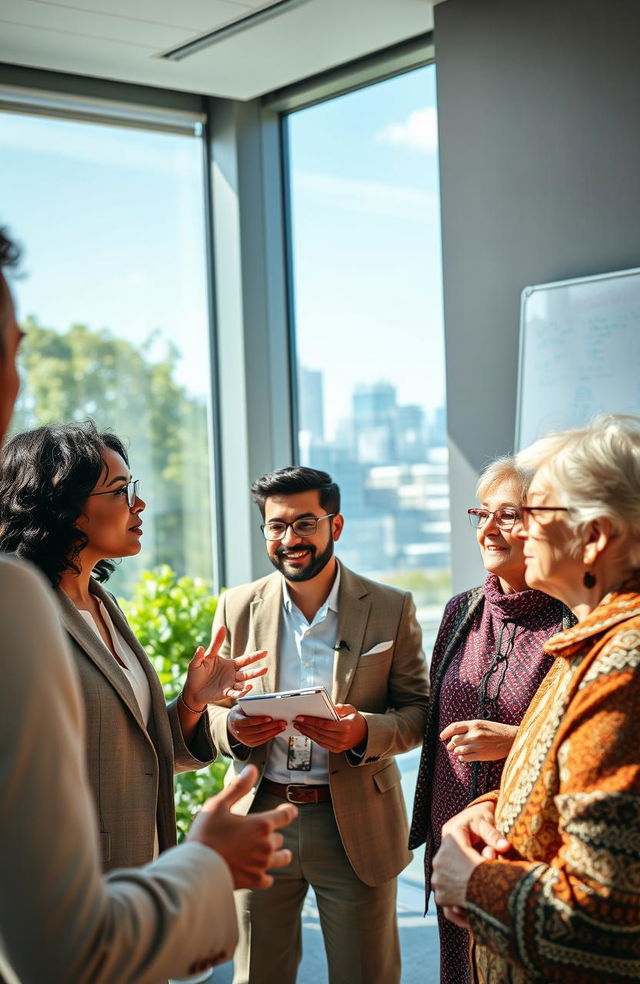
[360,641,393,657]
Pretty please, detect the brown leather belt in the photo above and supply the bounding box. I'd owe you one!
[260,777,331,805]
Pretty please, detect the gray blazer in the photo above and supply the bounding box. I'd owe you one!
[0,556,237,984]
[56,580,215,870]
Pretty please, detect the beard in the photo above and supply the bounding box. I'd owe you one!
[269,537,335,582]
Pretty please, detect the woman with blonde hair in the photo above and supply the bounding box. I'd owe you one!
[432,413,640,983]
[410,456,572,984]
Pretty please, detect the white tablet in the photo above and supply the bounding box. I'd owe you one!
[237,686,339,738]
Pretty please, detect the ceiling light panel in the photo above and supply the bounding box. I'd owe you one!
[160,0,311,61]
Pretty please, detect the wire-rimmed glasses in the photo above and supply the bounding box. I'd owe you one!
[87,479,140,508]
[261,513,335,541]
[467,507,521,531]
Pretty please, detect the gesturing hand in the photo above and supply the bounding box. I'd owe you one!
[440,719,518,763]
[187,764,297,889]
[293,703,368,753]
[183,626,268,709]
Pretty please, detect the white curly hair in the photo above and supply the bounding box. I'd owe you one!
[516,414,640,565]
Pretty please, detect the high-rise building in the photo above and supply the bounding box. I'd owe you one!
[394,404,428,463]
[298,367,325,443]
[352,382,397,464]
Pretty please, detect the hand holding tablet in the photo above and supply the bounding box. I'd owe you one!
[237,686,339,738]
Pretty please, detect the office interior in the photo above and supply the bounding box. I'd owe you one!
[2,0,639,613]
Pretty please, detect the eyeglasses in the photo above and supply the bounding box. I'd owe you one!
[519,505,569,529]
[261,514,335,541]
[87,479,140,509]
[468,507,521,531]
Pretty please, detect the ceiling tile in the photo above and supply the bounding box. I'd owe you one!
[1,0,189,47]
[0,0,433,101]
[36,0,253,32]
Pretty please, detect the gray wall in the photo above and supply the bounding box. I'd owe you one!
[434,0,640,590]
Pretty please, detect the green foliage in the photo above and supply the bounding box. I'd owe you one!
[13,317,214,595]
[379,567,452,605]
[119,565,227,840]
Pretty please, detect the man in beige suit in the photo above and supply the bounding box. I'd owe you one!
[209,466,429,984]
[0,227,297,984]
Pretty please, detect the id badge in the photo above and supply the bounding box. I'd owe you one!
[287,735,312,771]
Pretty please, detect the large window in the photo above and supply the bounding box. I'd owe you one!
[1,108,215,595]
[285,64,448,654]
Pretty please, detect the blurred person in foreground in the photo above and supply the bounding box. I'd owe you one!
[0,420,267,873]
[409,457,573,984]
[0,226,297,984]
[432,414,640,983]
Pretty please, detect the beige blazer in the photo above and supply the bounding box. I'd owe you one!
[0,555,237,984]
[56,581,215,870]
[208,563,429,887]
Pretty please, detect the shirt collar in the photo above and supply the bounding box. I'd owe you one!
[281,561,342,616]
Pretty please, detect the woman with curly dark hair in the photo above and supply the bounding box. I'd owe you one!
[0,421,266,871]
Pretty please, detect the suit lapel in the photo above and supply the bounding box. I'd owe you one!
[56,586,147,732]
[332,565,370,704]
[249,574,282,694]
[93,583,168,715]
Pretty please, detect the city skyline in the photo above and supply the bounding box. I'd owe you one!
[298,365,446,456]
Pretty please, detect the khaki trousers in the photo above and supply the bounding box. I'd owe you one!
[232,788,400,984]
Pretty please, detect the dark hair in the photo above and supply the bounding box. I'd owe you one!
[0,226,22,357]
[251,466,340,517]
[0,421,129,587]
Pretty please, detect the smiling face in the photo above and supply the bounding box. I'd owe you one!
[517,466,581,601]
[263,489,343,583]
[75,446,145,565]
[476,477,528,593]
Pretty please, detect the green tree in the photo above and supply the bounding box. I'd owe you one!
[119,565,227,840]
[13,317,213,593]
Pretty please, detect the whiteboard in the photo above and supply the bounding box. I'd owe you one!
[515,266,640,450]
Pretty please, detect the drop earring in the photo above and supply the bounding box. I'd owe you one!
[583,570,596,589]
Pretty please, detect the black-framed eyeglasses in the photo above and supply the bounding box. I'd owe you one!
[88,479,140,509]
[468,507,521,531]
[261,513,335,541]
[519,505,570,529]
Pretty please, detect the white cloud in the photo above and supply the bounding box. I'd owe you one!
[294,172,437,221]
[376,107,438,153]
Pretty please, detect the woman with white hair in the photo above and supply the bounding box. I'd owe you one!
[432,413,640,983]
[410,457,572,984]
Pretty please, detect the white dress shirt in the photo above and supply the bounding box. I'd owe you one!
[264,565,341,784]
[79,598,152,725]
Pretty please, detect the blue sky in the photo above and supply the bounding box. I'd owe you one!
[287,64,445,436]
[0,112,210,394]
[1,63,445,431]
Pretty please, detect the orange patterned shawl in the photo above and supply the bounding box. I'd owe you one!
[465,576,640,983]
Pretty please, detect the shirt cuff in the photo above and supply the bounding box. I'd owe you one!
[345,737,367,764]
[227,729,251,761]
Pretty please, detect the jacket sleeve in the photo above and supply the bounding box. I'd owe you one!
[466,630,640,981]
[206,590,247,759]
[0,559,237,984]
[407,591,475,849]
[356,590,430,762]
[168,695,217,772]
[105,588,217,772]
